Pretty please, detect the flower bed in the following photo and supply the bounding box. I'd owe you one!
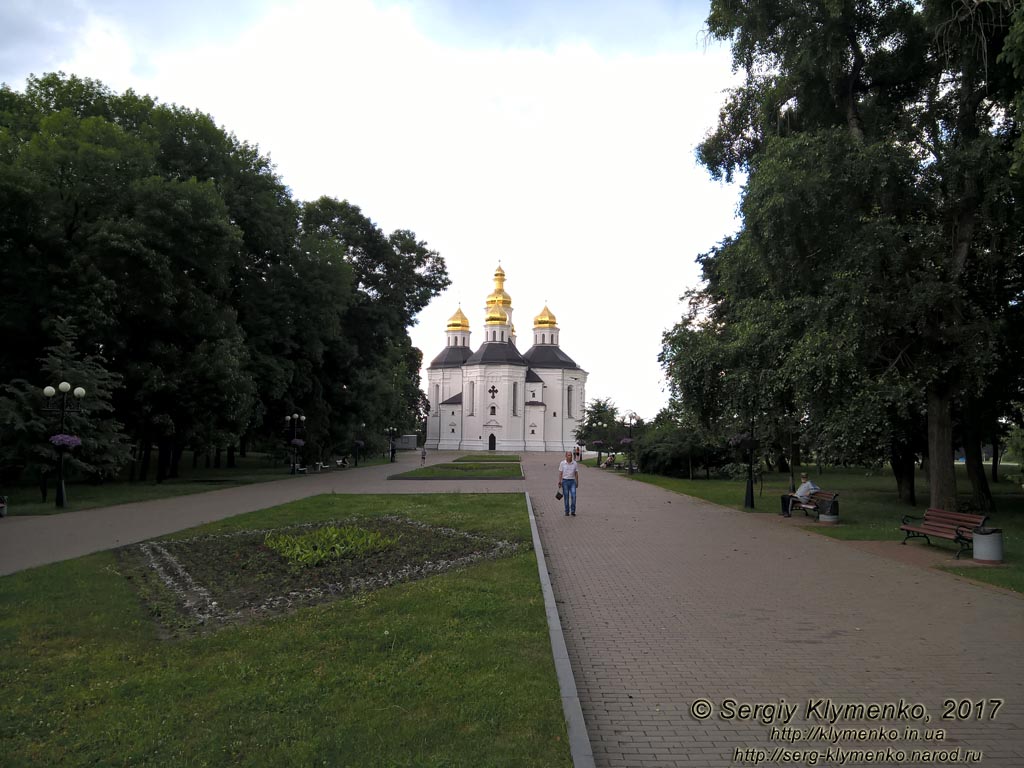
[120,516,521,633]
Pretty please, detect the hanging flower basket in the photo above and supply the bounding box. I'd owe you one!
[50,434,82,448]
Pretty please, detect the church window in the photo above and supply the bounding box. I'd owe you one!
[567,385,574,417]
[542,333,546,344]
[530,429,535,434]
[501,330,505,341]
[434,384,439,409]
[490,405,496,416]
[467,381,475,415]
[512,383,518,415]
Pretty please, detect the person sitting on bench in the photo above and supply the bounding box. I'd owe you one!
[781,473,818,517]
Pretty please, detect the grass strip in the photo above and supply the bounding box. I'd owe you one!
[392,463,523,480]
[453,454,521,463]
[3,453,389,516]
[0,493,570,767]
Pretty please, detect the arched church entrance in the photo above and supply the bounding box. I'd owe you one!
[488,434,496,451]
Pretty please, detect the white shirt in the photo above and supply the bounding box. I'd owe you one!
[559,459,578,480]
[795,480,819,501]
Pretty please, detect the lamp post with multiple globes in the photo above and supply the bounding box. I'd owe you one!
[285,413,306,474]
[42,381,86,508]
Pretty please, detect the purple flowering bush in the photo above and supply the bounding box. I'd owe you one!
[49,434,82,448]
[290,438,305,447]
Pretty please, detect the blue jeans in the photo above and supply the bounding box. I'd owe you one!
[562,478,576,514]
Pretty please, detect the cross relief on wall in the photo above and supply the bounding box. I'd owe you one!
[488,385,498,399]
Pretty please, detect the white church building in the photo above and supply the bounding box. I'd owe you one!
[425,265,588,453]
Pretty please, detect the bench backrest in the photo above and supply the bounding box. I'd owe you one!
[810,491,837,502]
[922,507,986,536]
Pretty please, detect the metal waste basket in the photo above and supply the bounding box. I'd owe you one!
[973,527,1003,564]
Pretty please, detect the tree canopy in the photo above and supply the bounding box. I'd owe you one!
[0,73,449,485]
[661,1,1024,509]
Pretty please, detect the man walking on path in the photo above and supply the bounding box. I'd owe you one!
[557,450,579,516]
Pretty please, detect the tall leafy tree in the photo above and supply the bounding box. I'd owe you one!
[680,0,1024,509]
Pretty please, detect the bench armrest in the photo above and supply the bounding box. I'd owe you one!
[901,514,922,525]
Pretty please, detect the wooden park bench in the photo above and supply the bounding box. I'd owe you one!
[788,490,839,519]
[900,508,987,559]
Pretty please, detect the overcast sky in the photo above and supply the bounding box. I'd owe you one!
[2,0,742,421]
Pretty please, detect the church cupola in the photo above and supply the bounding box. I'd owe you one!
[483,264,514,343]
[533,305,560,346]
[445,306,471,348]
[484,304,511,343]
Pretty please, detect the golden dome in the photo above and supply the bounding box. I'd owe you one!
[533,305,558,328]
[446,307,470,331]
[485,305,509,325]
[486,264,512,307]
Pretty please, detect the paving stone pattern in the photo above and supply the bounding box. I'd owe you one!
[521,453,1024,768]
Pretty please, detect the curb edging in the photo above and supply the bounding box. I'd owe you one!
[525,492,595,768]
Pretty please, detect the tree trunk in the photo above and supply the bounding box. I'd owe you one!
[227,444,236,469]
[155,440,172,484]
[139,441,152,482]
[239,435,247,458]
[926,385,957,510]
[38,472,48,502]
[169,444,184,479]
[129,440,139,482]
[890,441,917,507]
[991,431,1000,484]
[214,446,222,469]
[962,401,994,511]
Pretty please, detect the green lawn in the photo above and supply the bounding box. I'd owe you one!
[620,465,1024,594]
[3,452,388,516]
[392,463,524,480]
[0,493,571,767]
[453,454,521,463]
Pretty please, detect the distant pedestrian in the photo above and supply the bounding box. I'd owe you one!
[558,450,579,517]
[573,445,581,462]
[389,441,397,463]
[420,446,427,466]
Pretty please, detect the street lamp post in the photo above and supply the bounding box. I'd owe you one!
[285,413,306,474]
[594,421,608,467]
[387,426,397,462]
[354,422,365,467]
[624,411,637,475]
[43,381,86,508]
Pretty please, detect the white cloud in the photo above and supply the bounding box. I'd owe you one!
[54,0,742,419]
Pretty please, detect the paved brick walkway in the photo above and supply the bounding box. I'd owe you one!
[0,451,522,576]
[521,453,1024,768]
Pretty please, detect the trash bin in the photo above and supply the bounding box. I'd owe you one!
[973,528,1003,564]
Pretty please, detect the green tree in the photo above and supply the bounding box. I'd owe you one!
[0,317,129,499]
[684,0,1024,510]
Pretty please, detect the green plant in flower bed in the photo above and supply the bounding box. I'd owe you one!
[264,525,399,567]
[453,453,521,462]
[0,494,571,767]
[392,462,523,480]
